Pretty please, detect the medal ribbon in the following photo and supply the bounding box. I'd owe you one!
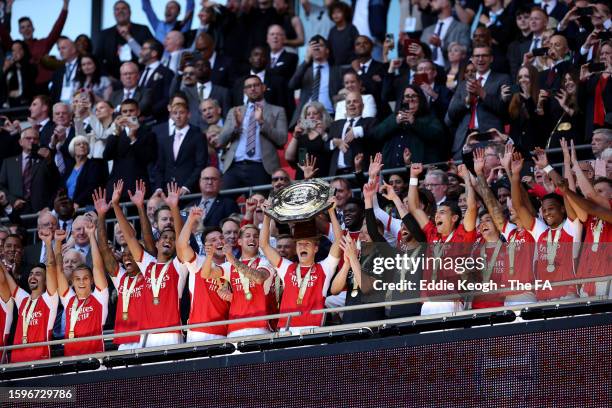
[150,261,171,300]
[508,233,517,276]
[546,226,562,272]
[296,264,314,305]
[237,257,258,300]
[21,297,39,343]
[592,219,603,252]
[121,275,139,318]
[432,230,455,281]
[480,240,502,282]
[69,296,88,338]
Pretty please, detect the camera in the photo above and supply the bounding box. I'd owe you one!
[532,47,549,57]
[300,118,317,130]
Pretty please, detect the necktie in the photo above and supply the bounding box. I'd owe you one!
[311,65,322,102]
[202,198,213,214]
[543,4,549,15]
[594,75,609,126]
[360,64,366,75]
[246,105,257,157]
[270,56,277,67]
[468,76,483,130]
[140,67,150,87]
[199,83,206,101]
[432,21,444,60]
[55,148,66,175]
[123,90,132,101]
[22,155,33,200]
[532,37,540,51]
[173,130,182,160]
[344,118,354,139]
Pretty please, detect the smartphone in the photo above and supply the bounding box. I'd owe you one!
[413,73,428,85]
[532,47,549,57]
[385,33,394,42]
[510,84,521,94]
[300,118,317,130]
[31,143,40,156]
[128,116,138,125]
[597,31,612,41]
[588,62,606,73]
[577,6,593,17]
[402,38,418,56]
[472,131,494,142]
[298,147,307,166]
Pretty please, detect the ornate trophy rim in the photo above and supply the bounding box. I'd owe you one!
[264,179,334,223]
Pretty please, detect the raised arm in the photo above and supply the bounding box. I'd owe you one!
[39,228,57,296]
[533,147,577,220]
[224,245,270,284]
[457,164,477,232]
[260,207,282,268]
[379,180,408,219]
[164,181,184,238]
[509,152,536,228]
[329,252,350,295]
[328,198,343,258]
[54,229,69,296]
[473,147,506,232]
[558,180,612,223]
[128,180,156,255]
[407,163,429,228]
[85,223,107,290]
[92,187,118,275]
[570,140,609,209]
[199,242,223,280]
[0,261,14,301]
[177,206,200,263]
[112,180,144,262]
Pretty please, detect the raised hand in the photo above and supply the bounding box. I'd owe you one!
[92,187,110,215]
[128,179,146,208]
[403,147,412,166]
[112,180,124,205]
[54,229,67,243]
[379,182,398,201]
[533,147,549,169]
[473,148,485,176]
[244,197,258,216]
[368,152,384,178]
[164,182,181,208]
[84,222,96,237]
[499,143,514,174]
[510,152,524,176]
[569,139,579,166]
[362,178,378,202]
[298,153,319,180]
[354,152,365,173]
[38,228,53,244]
[189,206,204,222]
[410,163,423,178]
[560,137,571,164]
[457,164,470,179]
[204,242,214,258]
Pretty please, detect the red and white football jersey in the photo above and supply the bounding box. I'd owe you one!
[136,252,187,333]
[185,255,230,336]
[276,254,340,328]
[111,267,146,345]
[501,222,536,296]
[10,288,58,362]
[470,238,507,309]
[577,215,612,295]
[0,296,13,348]
[528,217,581,300]
[61,287,108,356]
[422,221,477,297]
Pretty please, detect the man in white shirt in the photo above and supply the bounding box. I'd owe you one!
[51,36,78,104]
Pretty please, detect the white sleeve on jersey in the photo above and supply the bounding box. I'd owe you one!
[60,287,76,308]
[502,221,517,240]
[136,251,157,274]
[41,291,60,332]
[275,258,293,281]
[319,254,340,297]
[110,266,127,289]
[373,206,402,246]
[527,217,548,241]
[172,256,188,296]
[92,287,110,324]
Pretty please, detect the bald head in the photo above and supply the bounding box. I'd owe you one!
[164,30,184,52]
[548,34,568,62]
[199,166,222,197]
[345,91,364,118]
[267,24,286,52]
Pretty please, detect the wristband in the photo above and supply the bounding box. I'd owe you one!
[409,178,419,186]
[543,165,553,174]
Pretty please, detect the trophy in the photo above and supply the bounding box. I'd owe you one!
[265,179,335,223]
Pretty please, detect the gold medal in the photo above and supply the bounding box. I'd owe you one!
[245,292,253,301]
[592,243,599,252]
[68,331,75,339]
[122,312,129,321]
[153,296,160,305]
[22,336,27,344]
[351,289,358,297]
[296,297,303,305]
[547,264,555,273]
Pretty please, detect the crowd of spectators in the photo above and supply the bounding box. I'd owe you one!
[0,0,610,362]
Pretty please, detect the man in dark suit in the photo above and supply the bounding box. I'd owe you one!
[93,0,154,78]
[508,7,549,81]
[28,95,54,147]
[185,167,240,227]
[48,102,76,177]
[266,24,298,82]
[23,210,58,274]
[232,46,289,118]
[153,102,207,195]
[289,35,343,125]
[104,99,157,201]
[138,39,174,120]
[538,34,572,92]
[188,58,231,123]
[351,35,386,98]
[327,92,375,175]
[218,75,288,189]
[541,0,568,23]
[49,36,79,104]
[382,40,427,104]
[194,32,233,88]
[506,6,533,81]
[415,59,452,123]
[109,62,153,117]
[446,46,511,158]
[0,126,60,214]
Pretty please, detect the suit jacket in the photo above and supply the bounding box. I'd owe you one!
[104,127,157,200]
[182,82,231,129]
[38,120,55,148]
[538,60,572,92]
[288,61,343,125]
[186,195,240,227]
[0,153,60,212]
[209,53,233,89]
[420,19,471,59]
[153,125,207,192]
[583,73,612,141]
[63,159,108,208]
[326,117,376,175]
[141,63,174,120]
[94,23,154,78]
[359,59,387,98]
[507,37,531,81]
[0,129,20,160]
[446,72,511,158]
[49,64,68,103]
[110,87,153,117]
[268,49,298,82]
[232,71,288,117]
[218,102,288,175]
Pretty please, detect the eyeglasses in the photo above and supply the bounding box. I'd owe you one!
[403,94,419,100]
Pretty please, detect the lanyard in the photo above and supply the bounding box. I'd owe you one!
[545,226,562,272]
[432,230,455,281]
[591,219,604,252]
[296,264,314,305]
[68,296,88,339]
[64,61,76,84]
[236,257,258,301]
[21,297,39,344]
[121,275,139,320]
[150,261,171,304]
